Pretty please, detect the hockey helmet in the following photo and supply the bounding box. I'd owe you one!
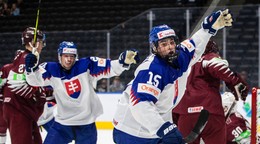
[149,24,179,53]
[204,40,219,55]
[57,41,78,62]
[21,27,46,47]
[222,92,236,116]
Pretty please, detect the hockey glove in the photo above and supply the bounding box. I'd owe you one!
[157,122,185,144]
[44,86,56,103]
[226,73,249,101]
[25,53,39,72]
[234,82,249,101]
[202,9,233,35]
[119,49,140,67]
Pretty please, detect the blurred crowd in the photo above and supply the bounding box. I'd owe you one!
[96,76,125,93]
[0,0,22,16]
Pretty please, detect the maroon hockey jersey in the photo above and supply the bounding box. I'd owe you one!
[0,63,13,102]
[173,52,244,116]
[226,112,249,144]
[3,50,45,121]
[226,113,250,144]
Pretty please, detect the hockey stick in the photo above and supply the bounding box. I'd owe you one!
[30,0,42,71]
[183,109,209,143]
[33,0,41,44]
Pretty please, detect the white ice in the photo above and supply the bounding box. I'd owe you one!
[6,129,114,144]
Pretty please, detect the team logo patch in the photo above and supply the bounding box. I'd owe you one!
[98,58,106,67]
[137,83,161,97]
[181,39,195,52]
[65,79,81,99]
[188,106,203,113]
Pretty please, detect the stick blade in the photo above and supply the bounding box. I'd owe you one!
[184,109,209,143]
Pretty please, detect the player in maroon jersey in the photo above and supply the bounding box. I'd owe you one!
[172,40,249,144]
[222,92,252,144]
[2,27,47,144]
[0,63,12,144]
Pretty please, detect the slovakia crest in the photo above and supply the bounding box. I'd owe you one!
[65,79,81,98]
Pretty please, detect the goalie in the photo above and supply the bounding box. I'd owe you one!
[222,92,253,144]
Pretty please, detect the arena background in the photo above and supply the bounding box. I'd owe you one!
[0,0,259,143]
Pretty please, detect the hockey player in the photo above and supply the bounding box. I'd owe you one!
[222,92,252,144]
[0,63,12,144]
[112,9,233,144]
[172,39,249,144]
[3,27,47,144]
[24,41,140,144]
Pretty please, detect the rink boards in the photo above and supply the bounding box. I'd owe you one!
[96,93,254,130]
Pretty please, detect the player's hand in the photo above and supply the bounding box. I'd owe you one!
[226,72,249,101]
[25,53,39,72]
[119,49,140,67]
[234,82,249,101]
[44,86,56,102]
[157,122,185,144]
[202,9,233,35]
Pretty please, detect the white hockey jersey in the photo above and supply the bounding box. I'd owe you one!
[26,57,127,125]
[37,101,56,126]
[113,28,212,138]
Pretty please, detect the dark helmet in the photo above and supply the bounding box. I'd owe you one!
[204,40,219,55]
[149,24,179,53]
[21,27,46,47]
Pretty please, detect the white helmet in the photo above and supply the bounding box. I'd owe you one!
[222,92,236,116]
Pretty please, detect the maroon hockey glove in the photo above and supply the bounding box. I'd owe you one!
[226,73,249,101]
[44,86,56,103]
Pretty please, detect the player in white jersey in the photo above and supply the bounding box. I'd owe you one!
[112,9,233,144]
[24,41,140,144]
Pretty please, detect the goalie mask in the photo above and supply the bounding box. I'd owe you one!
[149,24,179,63]
[21,27,46,48]
[222,92,237,116]
[57,41,78,66]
